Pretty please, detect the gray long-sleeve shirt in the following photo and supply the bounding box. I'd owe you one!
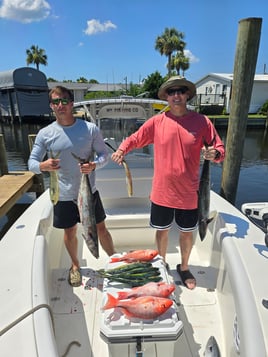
[28,118,108,201]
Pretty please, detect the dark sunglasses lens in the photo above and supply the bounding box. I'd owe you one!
[167,87,187,95]
[51,98,70,105]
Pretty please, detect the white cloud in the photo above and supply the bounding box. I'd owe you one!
[184,49,199,63]
[0,0,51,23]
[84,19,117,35]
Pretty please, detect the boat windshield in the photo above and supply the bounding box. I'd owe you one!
[99,117,152,157]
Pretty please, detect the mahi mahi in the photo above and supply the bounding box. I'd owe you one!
[72,152,99,259]
[49,150,60,205]
[198,139,215,241]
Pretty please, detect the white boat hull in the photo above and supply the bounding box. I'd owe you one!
[1,164,268,356]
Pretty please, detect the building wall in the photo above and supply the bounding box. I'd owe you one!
[195,74,268,113]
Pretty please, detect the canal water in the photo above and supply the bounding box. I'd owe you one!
[1,121,268,238]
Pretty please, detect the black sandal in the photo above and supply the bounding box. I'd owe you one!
[176,264,196,289]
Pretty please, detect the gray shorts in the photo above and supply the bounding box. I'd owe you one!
[150,202,198,232]
[53,190,106,229]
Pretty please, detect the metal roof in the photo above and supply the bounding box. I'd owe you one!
[0,67,48,89]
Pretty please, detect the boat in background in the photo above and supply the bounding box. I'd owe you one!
[1,98,268,356]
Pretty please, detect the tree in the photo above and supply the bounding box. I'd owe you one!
[155,27,186,77]
[142,71,165,99]
[170,52,190,76]
[76,77,88,83]
[26,45,48,70]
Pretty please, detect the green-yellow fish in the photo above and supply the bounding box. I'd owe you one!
[49,150,60,205]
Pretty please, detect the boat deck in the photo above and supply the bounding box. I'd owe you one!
[48,220,224,357]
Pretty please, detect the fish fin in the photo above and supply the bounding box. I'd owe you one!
[102,293,118,310]
[117,291,130,300]
[110,257,120,263]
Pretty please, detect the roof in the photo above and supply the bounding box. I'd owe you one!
[47,81,89,91]
[0,67,48,89]
[196,72,268,85]
[47,82,125,93]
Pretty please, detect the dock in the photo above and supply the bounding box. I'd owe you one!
[0,171,44,217]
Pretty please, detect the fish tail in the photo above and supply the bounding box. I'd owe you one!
[102,293,118,310]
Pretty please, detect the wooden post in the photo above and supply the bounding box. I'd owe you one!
[220,18,262,205]
[0,134,9,176]
[28,134,45,197]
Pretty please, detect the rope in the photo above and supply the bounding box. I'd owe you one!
[0,303,54,337]
[61,341,81,357]
[0,303,82,357]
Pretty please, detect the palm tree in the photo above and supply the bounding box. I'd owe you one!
[26,45,48,70]
[170,52,190,76]
[155,27,186,77]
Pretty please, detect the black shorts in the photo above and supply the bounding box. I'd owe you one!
[53,190,106,229]
[150,202,198,232]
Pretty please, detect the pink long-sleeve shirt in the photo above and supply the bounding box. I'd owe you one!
[119,111,225,209]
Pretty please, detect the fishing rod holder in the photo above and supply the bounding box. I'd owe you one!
[241,202,268,247]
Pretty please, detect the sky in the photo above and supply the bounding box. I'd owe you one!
[0,0,268,84]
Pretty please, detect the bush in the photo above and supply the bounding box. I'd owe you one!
[198,105,224,115]
[258,100,268,115]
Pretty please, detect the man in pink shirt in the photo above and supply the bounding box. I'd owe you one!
[111,76,225,289]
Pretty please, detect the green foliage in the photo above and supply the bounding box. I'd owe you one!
[155,27,187,77]
[142,71,165,99]
[26,45,48,70]
[258,99,268,115]
[198,105,224,115]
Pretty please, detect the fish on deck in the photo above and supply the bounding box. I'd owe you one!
[102,293,173,320]
[110,249,159,263]
[116,281,175,299]
[72,152,99,259]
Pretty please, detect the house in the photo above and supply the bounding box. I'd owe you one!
[47,82,125,102]
[194,73,268,113]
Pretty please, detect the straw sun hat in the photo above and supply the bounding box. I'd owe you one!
[158,76,196,101]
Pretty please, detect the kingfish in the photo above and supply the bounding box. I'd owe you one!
[72,152,99,259]
[49,150,60,205]
[198,139,216,241]
[102,293,173,320]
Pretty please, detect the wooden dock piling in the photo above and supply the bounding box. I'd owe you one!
[220,17,263,205]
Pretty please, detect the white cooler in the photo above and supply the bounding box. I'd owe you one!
[100,255,186,357]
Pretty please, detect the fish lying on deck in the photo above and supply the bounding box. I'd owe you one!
[110,249,159,263]
[198,139,216,241]
[104,140,133,197]
[116,281,175,299]
[49,150,60,205]
[102,293,173,320]
[72,152,99,259]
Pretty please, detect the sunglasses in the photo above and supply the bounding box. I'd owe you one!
[51,98,71,105]
[166,87,188,96]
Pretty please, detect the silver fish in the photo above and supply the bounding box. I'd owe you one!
[72,152,99,259]
[49,150,60,205]
[104,140,133,197]
[198,139,215,241]
[204,336,221,357]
